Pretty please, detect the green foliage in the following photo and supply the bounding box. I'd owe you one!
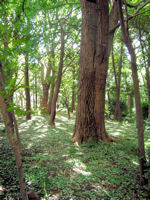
[0,113,149,199]
[108,98,128,118]
[141,101,149,120]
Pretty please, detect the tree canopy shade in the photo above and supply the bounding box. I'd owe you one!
[0,0,150,198]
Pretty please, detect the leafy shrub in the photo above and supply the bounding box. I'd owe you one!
[108,98,128,118]
[141,102,148,120]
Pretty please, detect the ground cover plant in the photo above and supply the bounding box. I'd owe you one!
[0,112,150,199]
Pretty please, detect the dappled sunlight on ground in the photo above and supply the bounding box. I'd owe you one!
[109,130,122,136]
[106,120,138,140]
[132,160,138,166]
[66,158,92,176]
[57,115,68,122]
[19,115,48,132]
[55,122,67,130]
[0,114,149,199]
[37,133,47,138]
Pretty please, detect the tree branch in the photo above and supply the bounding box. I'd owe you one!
[123,0,144,8]
[22,0,26,13]
[109,0,150,33]
[130,0,150,17]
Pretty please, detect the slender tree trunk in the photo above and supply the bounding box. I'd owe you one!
[32,87,35,109]
[40,82,50,112]
[35,74,38,109]
[108,0,119,56]
[71,65,75,112]
[25,53,31,120]
[128,95,133,116]
[47,42,55,115]
[146,67,150,121]
[146,41,150,121]
[139,30,150,121]
[73,0,112,144]
[40,67,51,112]
[112,44,123,121]
[40,56,52,112]
[66,103,70,120]
[118,0,146,184]
[71,89,75,113]
[48,82,55,114]
[49,26,65,125]
[0,63,28,200]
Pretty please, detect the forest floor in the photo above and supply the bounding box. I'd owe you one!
[0,112,150,200]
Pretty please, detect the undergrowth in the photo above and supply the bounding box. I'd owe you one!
[0,112,149,199]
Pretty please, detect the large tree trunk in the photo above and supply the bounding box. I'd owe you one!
[73,0,112,144]
[0,63,29,200]
[49,26,65,125]
[117,0,146,184]
[25,53,31,120]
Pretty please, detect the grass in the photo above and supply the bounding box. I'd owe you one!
[0,112,150,199]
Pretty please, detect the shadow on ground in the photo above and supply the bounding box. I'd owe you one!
[0,113,149,199]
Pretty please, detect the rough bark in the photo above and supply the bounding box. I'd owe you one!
[117,0,146,184]
[0,63,28,200]
[73,0,112,144]
[49,26,65,125]
[25,53,31,120]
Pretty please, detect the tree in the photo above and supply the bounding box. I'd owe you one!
[40,59,51,113]
[49,24,65,125]
[0,63,29,200]
[48,70,55,114]
[112,42,123,121]
[117,0,147,184]
[71,64,76,112]
[24,53,31,120]
[73,0,112,144]
[138,26,150,121]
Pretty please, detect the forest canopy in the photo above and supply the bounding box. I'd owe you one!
[0,0,150,199]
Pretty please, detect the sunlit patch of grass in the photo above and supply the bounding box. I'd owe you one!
[0,114,149,199]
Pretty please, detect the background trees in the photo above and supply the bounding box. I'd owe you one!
[0,0,150,198]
